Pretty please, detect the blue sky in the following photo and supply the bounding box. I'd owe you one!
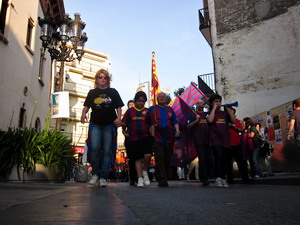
[64,0,213,104]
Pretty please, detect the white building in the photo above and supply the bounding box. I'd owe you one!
[199,0,300,118]
[0,0,64,130]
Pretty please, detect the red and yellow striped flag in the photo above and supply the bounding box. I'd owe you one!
[151,51,160,105]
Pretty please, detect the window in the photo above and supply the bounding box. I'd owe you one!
[0,0,8,34]
[38,47,46,86]
[25,17,34,52]
[18,103,26,128]
[0,0,9,43]
[35,117,41,131]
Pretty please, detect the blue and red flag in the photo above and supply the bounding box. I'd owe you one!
[171,126,197,167]
[170,82,207,125]
[170,82,207,167]
[171,96,194,125]
[180,82,207,106]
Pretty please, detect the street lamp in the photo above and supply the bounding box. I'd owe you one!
[38,10,88,131]
[38,11,88,63]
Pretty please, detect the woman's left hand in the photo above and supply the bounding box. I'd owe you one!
[114,118,122,127]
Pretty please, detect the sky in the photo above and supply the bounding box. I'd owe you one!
[64,0,213,105]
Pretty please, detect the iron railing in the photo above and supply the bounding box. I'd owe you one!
[198,8,210,29]
[198,73,215,94]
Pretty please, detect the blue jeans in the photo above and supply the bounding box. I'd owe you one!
[252,147,262,176]
[295,135,300,151]
[89,123,113,179]
[261,155,273,175]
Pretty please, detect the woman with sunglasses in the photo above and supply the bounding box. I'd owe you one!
[81,69,124,187]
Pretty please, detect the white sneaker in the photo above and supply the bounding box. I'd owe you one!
[221,179,229,188]
[99,178,107,187]
[143,170,150,185]
[89,174,99,185]
[215,177,223,188]
[137,177,144,188]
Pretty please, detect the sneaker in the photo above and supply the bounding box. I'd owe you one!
[186,176,190,181]
[215,177,223,187]
[221,179,229,188]
[89,174,99,185]
[202,180,210,186]
[99,178,107,187]
[143,170,150,185]
[158,180,169,187]
[129,180,137,186]
[137,177,144,188]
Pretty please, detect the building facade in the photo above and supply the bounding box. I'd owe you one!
[0,0,64,130]
[200,0,300,118]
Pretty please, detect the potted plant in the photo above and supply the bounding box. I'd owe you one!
[0,127,78,182]
[35,129,78,182]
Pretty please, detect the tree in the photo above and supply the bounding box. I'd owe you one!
[174,87,186,97]
[166,93,172,105]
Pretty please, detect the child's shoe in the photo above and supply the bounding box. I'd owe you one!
[215,177,223,187]
[137,177,144,187]
[89,174,99,185]
[143,170,150,185]
[221,179,229,188]
[99,178,107,187]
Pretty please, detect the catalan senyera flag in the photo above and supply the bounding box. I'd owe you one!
[151,52,160,105]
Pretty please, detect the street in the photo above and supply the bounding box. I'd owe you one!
[0,173,300,225]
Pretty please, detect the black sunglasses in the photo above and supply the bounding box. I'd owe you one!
[96,76,108,80]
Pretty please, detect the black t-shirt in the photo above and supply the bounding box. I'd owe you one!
[291,109,300,136]
[84,88,124,126]
[250,126,260,148]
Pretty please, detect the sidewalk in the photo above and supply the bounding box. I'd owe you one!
[228,171,300,185]
[0,182,143,225]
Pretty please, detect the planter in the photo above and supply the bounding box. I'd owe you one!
[0,127,77,182]
[8,164,64,182]
[75,165,89,182]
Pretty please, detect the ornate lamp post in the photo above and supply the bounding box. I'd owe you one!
[38,11,88,131]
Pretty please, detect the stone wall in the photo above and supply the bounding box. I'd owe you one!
[209,1,300,118]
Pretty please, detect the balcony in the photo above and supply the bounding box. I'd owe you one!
[198,8,212,46]
[64,82,93,97]
[198,73,215,96]
[65,132,87,146]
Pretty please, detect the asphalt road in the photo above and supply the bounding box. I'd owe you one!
[0,173,299,225]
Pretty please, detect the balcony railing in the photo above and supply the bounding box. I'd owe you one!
[64,82,93,96]
[65,132,88,146]
[198,8,210,29]
[198,73,215,96]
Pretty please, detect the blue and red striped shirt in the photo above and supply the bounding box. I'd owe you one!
[189,111,209,146]
[122,107,153,141]
[208,110,231,149]
[149,105,179,143]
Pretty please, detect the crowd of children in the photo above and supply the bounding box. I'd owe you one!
[83,72,299,188]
